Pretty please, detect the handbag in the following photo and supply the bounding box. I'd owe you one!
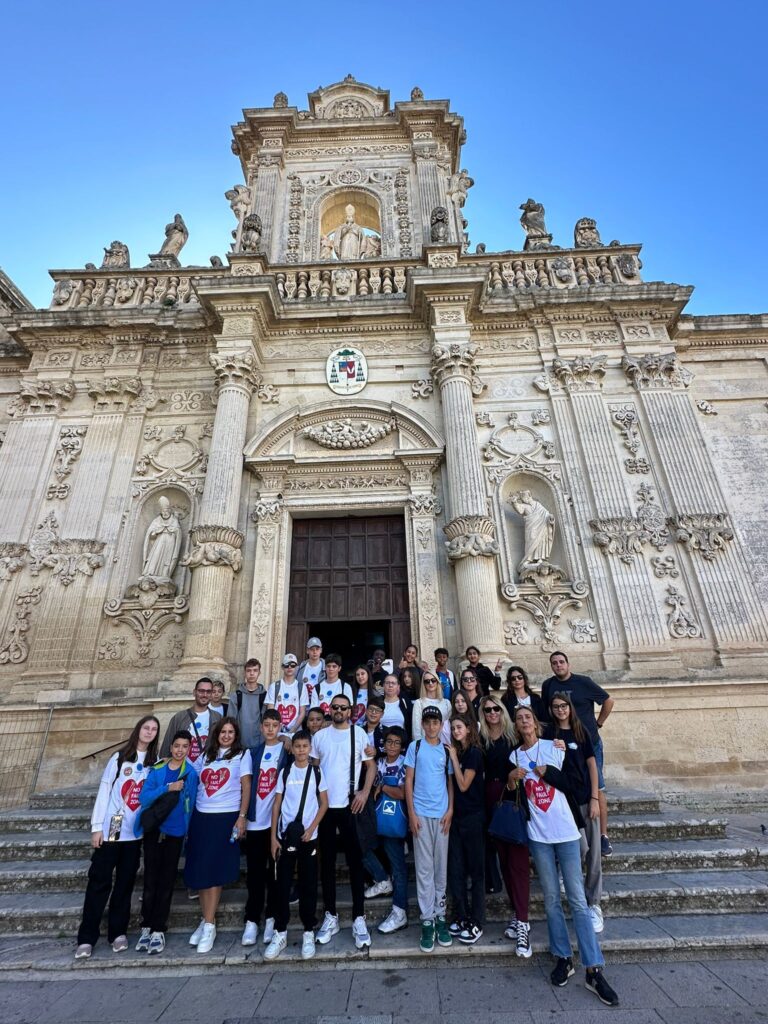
[375,766,407,838]
[489,783,528,846]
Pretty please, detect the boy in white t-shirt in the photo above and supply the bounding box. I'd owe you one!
[296,637,326,704]
[315,653,354,717]
[266,654,310,736]
[265,730,328,961]
[242,710,288,948]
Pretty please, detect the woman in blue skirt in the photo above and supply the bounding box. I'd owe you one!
[184,717,252,953]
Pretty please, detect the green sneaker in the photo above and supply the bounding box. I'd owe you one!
[436,916,453,947]
[420,919,435,953]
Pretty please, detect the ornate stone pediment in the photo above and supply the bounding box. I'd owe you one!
[308,77,389,120]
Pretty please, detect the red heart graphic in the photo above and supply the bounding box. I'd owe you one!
[277,703,297,726]
[525,777,554,812]
[189,735,207,762]
[121,779,143,812]
[201,766,231,796]
[319,701,330,716]
[257,767,278,799]
[353,704,366,723]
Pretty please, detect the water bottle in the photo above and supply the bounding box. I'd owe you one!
[229,825,239,844]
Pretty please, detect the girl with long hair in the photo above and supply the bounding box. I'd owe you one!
[458,668,482,713]
[544,691,603,931]
[478,695,532,957]
[353,664,373,724]
[398,666,421,703]
[411,671,452,740]
[75,715,160,959]
[501,665,546,721]
[446,715,486,944]
[441,689,478,743]
[184,717,252,953]
[509,705,618,1005]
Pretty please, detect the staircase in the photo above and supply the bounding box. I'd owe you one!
[0,787,766,972]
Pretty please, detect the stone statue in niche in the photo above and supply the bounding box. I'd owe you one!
[574,217,603,248]
[520,199,551,250]
[334,204,365,260]
[225,184,252,228]
[362,234,381,258]
[320,234,335,259]
[447,169,474,207]
[430,206,450,243]
[140,496,182,584]
[101,241,130,269]
[159,214,189,258]
[509,489,555,572]
[240,214,263,254]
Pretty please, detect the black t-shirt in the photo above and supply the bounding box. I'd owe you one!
[542,725,595,804]
[452,745,485,817]
[540,672,609,743]
[483,734,513,783]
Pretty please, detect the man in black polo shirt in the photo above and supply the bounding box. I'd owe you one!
[541,651,615,856]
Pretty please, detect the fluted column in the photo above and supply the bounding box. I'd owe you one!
[177,348,258,675]
[251,154,283,261]
[430,310,505,658]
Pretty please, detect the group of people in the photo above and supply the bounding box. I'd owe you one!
[74,640,619,1006]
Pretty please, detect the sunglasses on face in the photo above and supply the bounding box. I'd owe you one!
[284,662,297,668]
[330,704,350,712]
[510,674,524,680]
[483,706,501,715]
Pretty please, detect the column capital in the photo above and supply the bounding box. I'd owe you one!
[209,348,261,397]
[183,524,244,573]
[430,339,486,395]
[443,514,499,561]
[622,351,693,390]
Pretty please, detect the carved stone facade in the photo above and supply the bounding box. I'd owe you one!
[1,80,767,794]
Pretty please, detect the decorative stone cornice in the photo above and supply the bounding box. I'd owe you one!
[534,355,607,394]
[7,378,76,417]
[667,513,733,560]
[183,524,244,572]
[443,515,498,561]
[430,341,487,395]
[302,418,395,450]
[622,352,693,390]
[87,376,143,410]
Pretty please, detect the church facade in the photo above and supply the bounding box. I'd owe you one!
[1,78,767,794]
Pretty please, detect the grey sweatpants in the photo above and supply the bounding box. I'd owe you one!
[579,804,603,906]
[413,815,449,921]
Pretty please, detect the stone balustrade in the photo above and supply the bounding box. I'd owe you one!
[487,246,642,293]
[48,269,209,310]
[274,262,415,300]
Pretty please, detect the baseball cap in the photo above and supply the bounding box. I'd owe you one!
[282,653,298,667]
[306,637,322,649]
[421,705,443,722]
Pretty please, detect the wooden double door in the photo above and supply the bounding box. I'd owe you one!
[286,515,411,678]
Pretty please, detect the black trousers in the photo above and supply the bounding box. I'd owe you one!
[448,810,486,926]
[319,805,365,919]
[244,827,277,924]
[77,839,142,946]
[274,839,318,932]
[140,831,183,933]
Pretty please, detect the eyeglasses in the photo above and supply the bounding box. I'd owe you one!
[483,706,501,715]
[196,689,212,696]
[367,706,383,714]
[551,703,570,711]
[330,704,350,712]
[284,662,298,668]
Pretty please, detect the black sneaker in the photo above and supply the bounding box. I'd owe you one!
[585,967,619,1006]
[448,919,465,937]
[551,957,575,987]
[600,834,613,857]
[458,922,483,945]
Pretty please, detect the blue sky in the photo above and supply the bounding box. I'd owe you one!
[1,0,765,314]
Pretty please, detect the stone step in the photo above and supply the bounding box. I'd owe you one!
[1,867,766,935]
[1,912,767,972]
[0,808,720,842]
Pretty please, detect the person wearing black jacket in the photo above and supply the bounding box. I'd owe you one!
[501,666,546,722]
[544,691,603,932]
[464,646,502,695]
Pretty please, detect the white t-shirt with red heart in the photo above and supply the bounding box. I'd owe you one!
[315,680,355,717]
[91,752,151,841]
[266,678,310,733]
[185,710,211,771]
[247,743,283,832]
[510,739,580,844]
[195,748,253,813]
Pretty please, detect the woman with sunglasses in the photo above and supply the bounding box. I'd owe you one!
[458,668,483,713]
[411,671,452,741]
[544,691,603,932]
[501,665,546,722]
[509,705,619,1005]
[478,696,531,956]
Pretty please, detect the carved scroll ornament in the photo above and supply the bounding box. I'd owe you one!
[668,513,733,561]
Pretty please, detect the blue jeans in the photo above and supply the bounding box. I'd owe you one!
[363,837,408,911]
[529,838,604,968]
[593,734,606,790]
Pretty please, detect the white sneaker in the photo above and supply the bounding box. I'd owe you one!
[148,931,165,955]
[364,878,393,899]
[316,912,340,945]
[264,930,287,961]
[352,915,372,949]
[590,905,604,933]
[196,922,216,953]
[189,919,206,946]
[301,930,316,958]
[515,920,532,958]
[262,917,276,944]
[135,927,151,952]
[241,920,259,946]
[378,906,407,934]
[74,943,92,959]
[503,917,517,940]
[111,935,128,953]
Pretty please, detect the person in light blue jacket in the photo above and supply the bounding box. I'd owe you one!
[135,731,199,955]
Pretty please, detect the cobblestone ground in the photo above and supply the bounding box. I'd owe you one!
[2,959,767,1024]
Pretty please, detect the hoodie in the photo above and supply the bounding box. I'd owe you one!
[230,681,267,748]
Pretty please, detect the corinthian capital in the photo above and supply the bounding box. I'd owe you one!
[210,349,262,395]
[430,341,487,395]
